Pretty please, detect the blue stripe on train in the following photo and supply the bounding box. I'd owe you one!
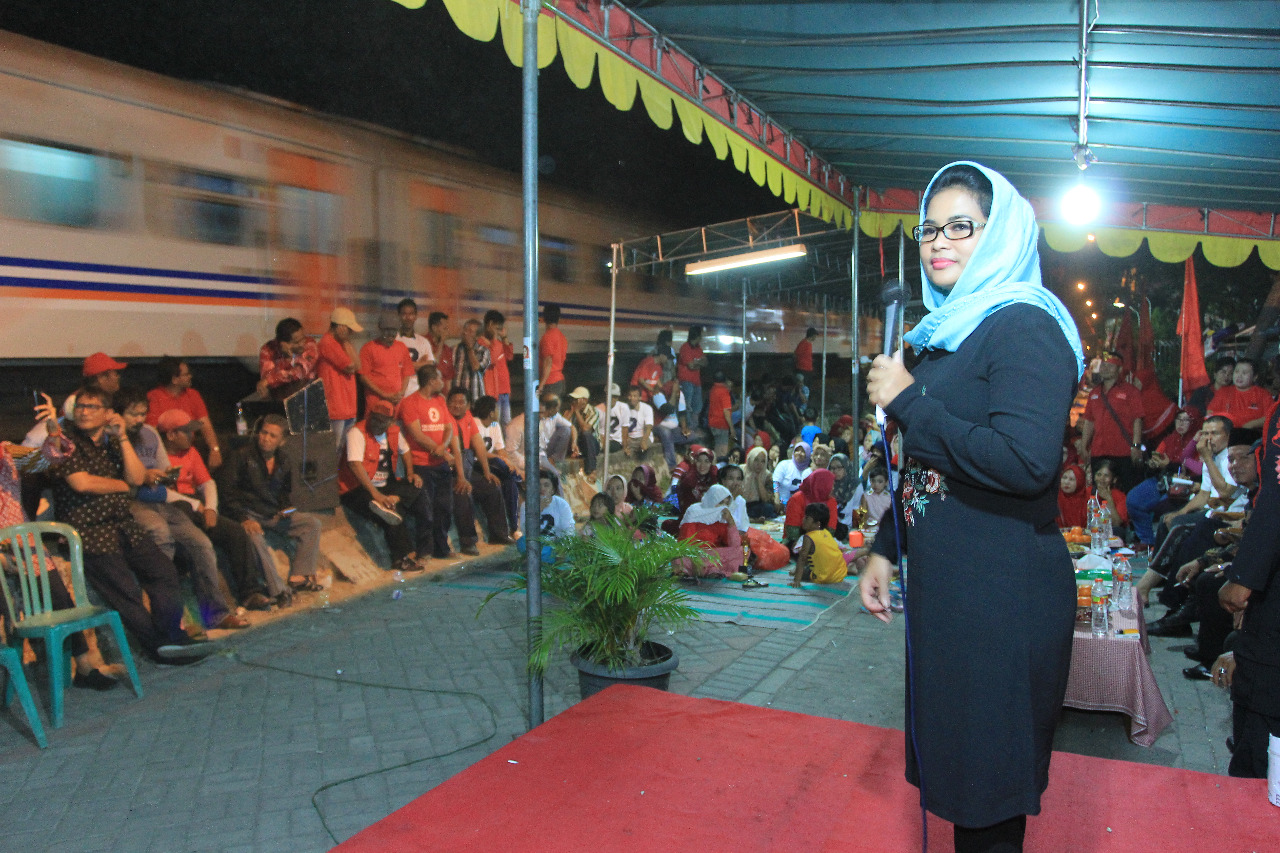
[0,255,272,285]
[0,273,284,301]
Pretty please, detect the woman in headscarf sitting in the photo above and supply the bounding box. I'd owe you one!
[772,441,812,505]
[675,445,718,514]
[627,464,665,507]
[828,452,863,540]
[1056,463,1089,529]
[676,484,742,579]
[783,468,837,551]
[742,446,780,521]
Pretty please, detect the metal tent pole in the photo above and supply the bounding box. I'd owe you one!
[602,244,619,485]
[520,0,543,731]
[897,224,906,352]
[851,202,861,421]
[820,294,828,425]
[740,278,748,450]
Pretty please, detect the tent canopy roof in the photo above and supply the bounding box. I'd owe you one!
[629,0,1280,211]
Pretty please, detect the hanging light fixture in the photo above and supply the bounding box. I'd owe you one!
[1061,1,1101,226]
[685,244,807,276]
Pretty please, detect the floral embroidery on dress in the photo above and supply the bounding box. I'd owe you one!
[902,459,947,526]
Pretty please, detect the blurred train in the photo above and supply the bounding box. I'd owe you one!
[0,30,854,375]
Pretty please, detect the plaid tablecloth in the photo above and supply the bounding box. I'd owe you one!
[1064,605,1173,747]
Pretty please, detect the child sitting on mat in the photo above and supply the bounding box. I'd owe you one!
[580,492,617,539]
[792,504,847,586]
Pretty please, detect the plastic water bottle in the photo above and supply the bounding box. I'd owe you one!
[1087,497,1106,555]
[1091,577,1110,637]
[235,403,249,436]
[1111,554,1132,613]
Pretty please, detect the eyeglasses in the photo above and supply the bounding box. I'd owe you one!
[911,220,986,243]
[73,403,104,412]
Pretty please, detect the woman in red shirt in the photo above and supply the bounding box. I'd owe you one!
[677,484,743,579]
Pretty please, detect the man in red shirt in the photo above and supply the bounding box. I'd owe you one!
[481,309,515,426]
[360,312,414,412]
[1209,357,1273,429]
[447,387,512,551]
[257,317,318,396]
[147,356,223,470]
[398,365,457,560]
[540,302,568,398]
[630,349,669,403]
[678,324,706,428]
[707,371,735,457]
[1078,352,1145,490]
[794,327,818,377]
[157,410,277,614]
[316,307,362,449]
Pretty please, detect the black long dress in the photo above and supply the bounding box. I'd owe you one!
[871,303,1079,827]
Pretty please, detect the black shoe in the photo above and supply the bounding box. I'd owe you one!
[489,535,516,546]
[242,592,274,611]
[155,636,216,661]
[1176,644,1205,660]
[1183,664,1213,681]
[72,670,119,692]
[275,592,294,609]
[1148,618,1193,638]
[460,544,480,556]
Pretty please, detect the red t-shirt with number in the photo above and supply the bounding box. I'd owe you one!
[398,393,453,467]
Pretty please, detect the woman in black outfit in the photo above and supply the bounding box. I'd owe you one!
[861,162,1084,852]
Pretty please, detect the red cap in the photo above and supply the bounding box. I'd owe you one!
[1103,353,1124,366]
[82,352,127,377]
[157,410,197,432]
[367,400,395,417]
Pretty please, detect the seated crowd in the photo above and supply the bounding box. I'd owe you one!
[1057,351,1277,695]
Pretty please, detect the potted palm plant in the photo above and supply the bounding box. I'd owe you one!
[483,507,706,699]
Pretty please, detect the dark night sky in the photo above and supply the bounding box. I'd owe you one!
[1,0,1274,335]
[0,0,787,230]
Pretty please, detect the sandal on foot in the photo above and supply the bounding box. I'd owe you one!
[742,577,768,589]
[290,578,324,593]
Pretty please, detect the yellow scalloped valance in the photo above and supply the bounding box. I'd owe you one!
[859,212,1280,270]
[389,0,854,230]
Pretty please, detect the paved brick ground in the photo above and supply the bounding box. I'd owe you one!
[0,556,1232,851]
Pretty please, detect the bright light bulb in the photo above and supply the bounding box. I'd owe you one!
[1061,183,1101,226]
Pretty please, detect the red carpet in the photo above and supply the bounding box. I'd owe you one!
[336,686,1274,852]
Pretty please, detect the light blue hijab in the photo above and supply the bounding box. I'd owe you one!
[903,161,1084,379]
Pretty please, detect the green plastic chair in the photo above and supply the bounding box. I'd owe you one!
[0,636,47,748]
[0,522,143,728]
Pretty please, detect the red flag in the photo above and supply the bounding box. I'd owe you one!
[1176,258,1210,399]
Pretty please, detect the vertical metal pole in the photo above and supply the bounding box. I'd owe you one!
[896,224,906,352]
[851,202,861,421]
[520,0,543,731]
[820,294,828,425]
[602,244,619,485]
[740,278,748,450]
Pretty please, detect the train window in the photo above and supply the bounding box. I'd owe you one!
[417,209,460,267]
[145,164,267,246]
[540,235,575,282]
[476,224,516,246]
[278,185,341,254]
[0,139,121,228]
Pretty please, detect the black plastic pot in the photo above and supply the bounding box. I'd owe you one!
[569,641,679,700]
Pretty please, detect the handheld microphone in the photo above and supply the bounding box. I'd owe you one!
[876,279,910,426]
[880,279,909,357]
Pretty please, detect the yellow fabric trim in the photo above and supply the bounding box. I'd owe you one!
[556,18,596,89]
[766,157,783,196]
[414,0,856,227]
[498,0,557,68]
[1145,231,1204,264]
[747,146,767,187]
[1201,234,1262,268]
[671,97,705,146]
[441,0,499,42]
[702,116,729,160]
[1258,240,1280,270]
[1095,229,1146,259]
[636,74,674,131]
[726,134,749,173]
[596,49,638,111]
